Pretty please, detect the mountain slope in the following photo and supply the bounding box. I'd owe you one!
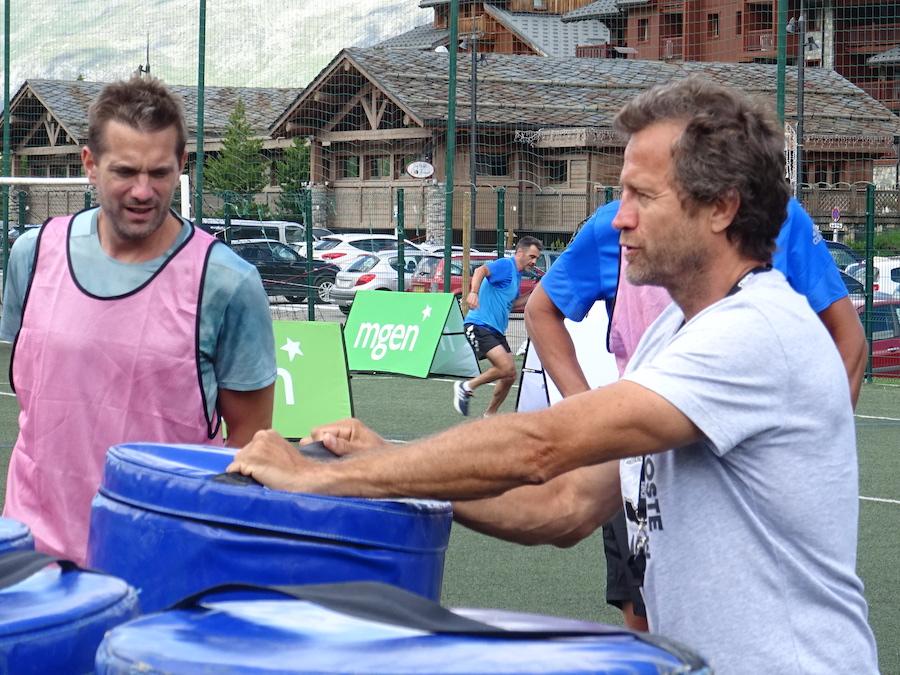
[4,0,431,90]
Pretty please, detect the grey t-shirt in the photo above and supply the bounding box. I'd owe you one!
[623,270,878,674]
[1,209,277,415]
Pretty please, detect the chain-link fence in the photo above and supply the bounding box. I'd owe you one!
[2,1,900,335]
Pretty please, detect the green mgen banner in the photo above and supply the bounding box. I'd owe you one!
[344,291,480,378]
[272,321,353,439]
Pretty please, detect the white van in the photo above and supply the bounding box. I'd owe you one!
[204,219,310,251]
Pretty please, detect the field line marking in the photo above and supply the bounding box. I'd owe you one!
[861,496,900,505]
[855,414,900,422]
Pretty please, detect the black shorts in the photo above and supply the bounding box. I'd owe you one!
[464,323,510,361]
[602,510,646,616]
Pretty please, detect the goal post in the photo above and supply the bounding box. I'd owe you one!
[0,174,191,223]
[0,175,191,292]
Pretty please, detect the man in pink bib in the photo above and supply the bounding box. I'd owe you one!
[1,76,277,565]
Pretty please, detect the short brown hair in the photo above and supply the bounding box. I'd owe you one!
[613,74,789,263]
[515,235,543,252]
[87,75,187,159]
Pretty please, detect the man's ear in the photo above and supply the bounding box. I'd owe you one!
[178,151,188,174]
[710,188,740,235]
[82,146,97,185]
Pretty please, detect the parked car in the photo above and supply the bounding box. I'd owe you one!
[842,272,893,305]
[845,257,900,296]
[230,239,339,303]
[312,234,422,265]
[408,253,542,307]
[5,223,42,247]
[331,249,430,314]
[206,219,310,248]
[825,240,863,270]
[858,300,900,377]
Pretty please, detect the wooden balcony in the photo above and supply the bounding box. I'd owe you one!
[745,30,776,53]
[845,22,900,52]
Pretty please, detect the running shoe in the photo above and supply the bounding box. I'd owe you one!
[453,380,473,416]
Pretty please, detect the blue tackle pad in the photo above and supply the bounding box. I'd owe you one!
[0,516,34,553]
[96,581,712,675]
[0,550,140,675]
[87,442,453,612]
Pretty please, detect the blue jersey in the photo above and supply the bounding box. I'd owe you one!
[465,257,521,335]
[541,197,847,322]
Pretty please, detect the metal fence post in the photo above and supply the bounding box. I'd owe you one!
[397,188,405,292]
[304,188,315,321]
[17,190,26,225]
[863,183,875,383]
[496,187,505,258]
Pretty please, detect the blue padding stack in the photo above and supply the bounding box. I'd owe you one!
[95,582,712,674]
[0,551,140,674]
[87,443,453,612]
[0,516,34,553]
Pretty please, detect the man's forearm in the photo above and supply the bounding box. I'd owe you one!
[452,462,622,548]
[817,297,867,407]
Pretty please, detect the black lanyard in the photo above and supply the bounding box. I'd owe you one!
[627,263,772,588]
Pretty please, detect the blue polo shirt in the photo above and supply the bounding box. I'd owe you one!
[464,256,521,335]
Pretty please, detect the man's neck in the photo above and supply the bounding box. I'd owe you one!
[669,257,768,322]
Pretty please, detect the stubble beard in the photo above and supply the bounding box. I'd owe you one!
[107,203,169,242]
[625,246,710,290]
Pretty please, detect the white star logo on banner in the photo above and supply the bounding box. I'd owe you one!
[280,337,304,361]
[421,305,433,321]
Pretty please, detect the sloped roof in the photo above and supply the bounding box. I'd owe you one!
[869,46,900,66]
[375,23,451,51]
[274,48,900,147]
[10,79,301,144]
[562,0,620,23]
[484,5,609,57]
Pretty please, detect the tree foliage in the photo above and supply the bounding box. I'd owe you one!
[204,98,270,218]
[274,137,311,222]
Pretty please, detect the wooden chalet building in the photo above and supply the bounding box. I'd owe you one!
[270,47,900,242]
[3,79,300,222]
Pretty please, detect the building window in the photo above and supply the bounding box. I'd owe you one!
[395,154,417,179]
[638,18,649,42]
[812,161,844,186]
[736,11,742,34]
[366,155,391,180]
[661,12,683,39]
[547,159,567,184]
[341,155,359,179]
[806,7,821,32]
[747,3,773,33]
[475,153,509,177]
[708,14,719,38]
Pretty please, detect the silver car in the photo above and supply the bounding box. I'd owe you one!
[331,248,427,314]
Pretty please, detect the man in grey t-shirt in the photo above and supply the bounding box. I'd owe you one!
[227,77,879,674]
